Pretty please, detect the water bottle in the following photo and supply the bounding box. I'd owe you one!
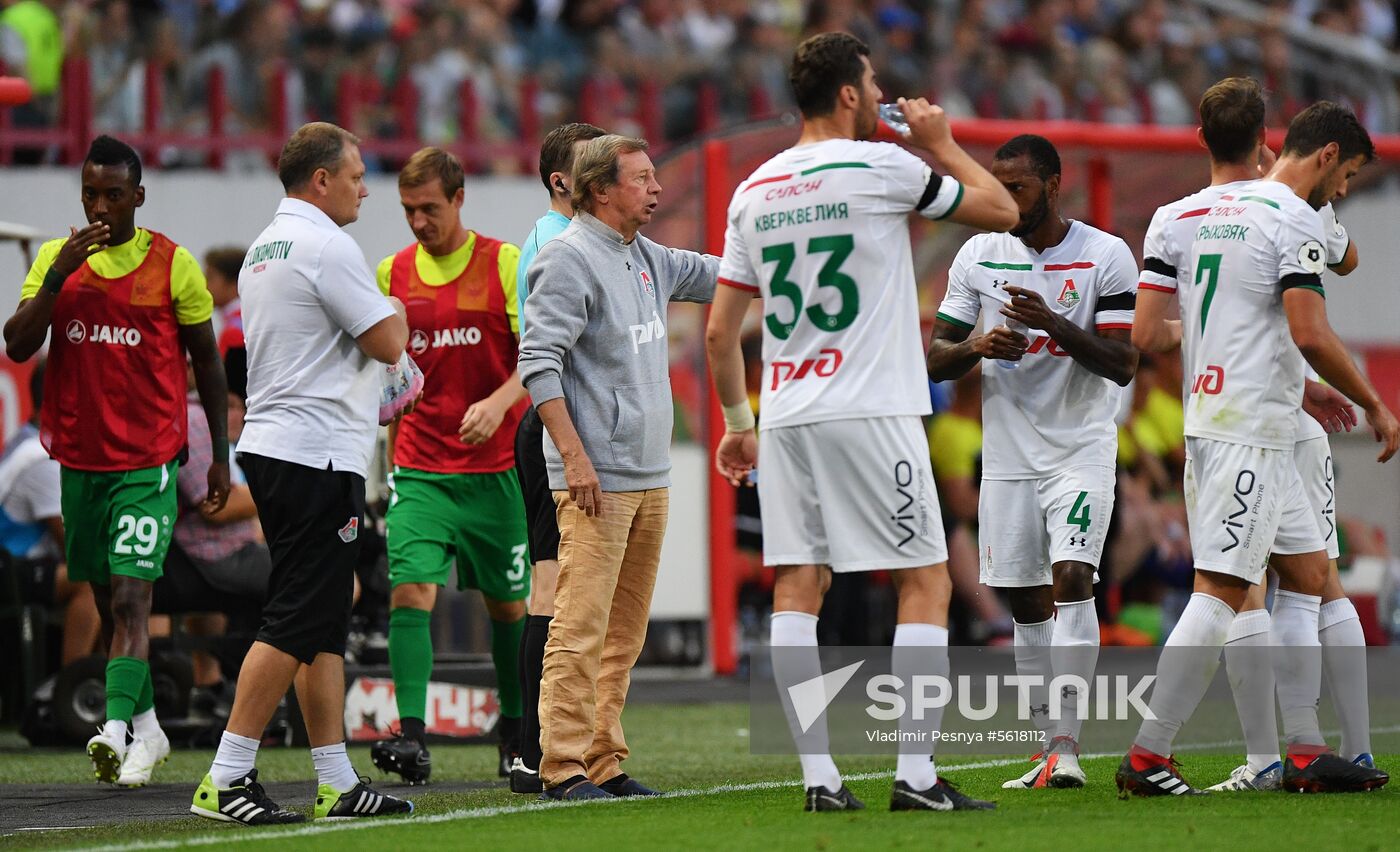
[878,103,910,137]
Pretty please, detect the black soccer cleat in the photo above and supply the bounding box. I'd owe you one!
[891,778,996,811]
[1115,751,1207,798]
[190,770,306,825]
[509,758,544,794]
[497,716,522,778]
[805,784,866,812]
[370,732,431,786]
[314,777,415,820]
[1282,750,1389,793]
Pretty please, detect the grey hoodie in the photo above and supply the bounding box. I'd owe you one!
[519,211,718,492]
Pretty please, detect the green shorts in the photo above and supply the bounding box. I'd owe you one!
[386,467,531,602]
[60,460,179,585]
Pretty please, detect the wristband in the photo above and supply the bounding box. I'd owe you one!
[721,400,756,433]
[212,436,230,463]
[42,267,66,295]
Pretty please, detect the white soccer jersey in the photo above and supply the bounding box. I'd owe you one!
[718,138,963,430]
[1182,179,1328,450]
[1295,203,1351,441]
[936,221,1138,478]
[1141,188,1348,442]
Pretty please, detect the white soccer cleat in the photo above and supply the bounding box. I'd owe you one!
[1046,736,1086,788]
[117,730,171,787]
[1003,755,1049,789]
[87,728,127,785]
[1207,761,1282,792]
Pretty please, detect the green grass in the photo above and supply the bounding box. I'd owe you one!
[1,704,1396,851]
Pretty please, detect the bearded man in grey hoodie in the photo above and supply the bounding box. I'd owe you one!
[518,134,718,800]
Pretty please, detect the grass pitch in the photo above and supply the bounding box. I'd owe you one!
[1,703,1395,851]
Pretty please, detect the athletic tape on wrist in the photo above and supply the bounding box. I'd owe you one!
[721,400,755,433]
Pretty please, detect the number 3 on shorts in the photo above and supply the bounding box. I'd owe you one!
[1067,491,1091,533]
[113,514,160,556]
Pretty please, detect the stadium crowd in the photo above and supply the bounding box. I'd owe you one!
[3,0,1400,168]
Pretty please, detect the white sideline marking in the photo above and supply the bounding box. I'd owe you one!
[70,725,1400,852]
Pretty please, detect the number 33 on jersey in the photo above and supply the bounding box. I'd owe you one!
[718,139,964,430]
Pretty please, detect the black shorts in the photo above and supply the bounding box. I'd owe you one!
[240,452,364,665]
[513,406,559,563]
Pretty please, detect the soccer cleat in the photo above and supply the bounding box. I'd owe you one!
[1353,753,1377,770]
[891,778,996,811]
[599,773,661,797]
[541,775,613,801]
[370,732,431,785]
[1046,736,1086,789]
[1002,753,1049,789]
[1207,761,1282,792]
[86,728,126,784]
[805,784,865,812]
[1282,749,1389,793]
[116,730,171,787]
[1115,751,1207,797]
[190,770,305,825]
[498,741,516,778]
[509,758,543,794]
[314,777,415,820]
[497,716,522,778]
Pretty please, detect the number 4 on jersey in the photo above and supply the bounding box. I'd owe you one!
[1067,490,1092,533]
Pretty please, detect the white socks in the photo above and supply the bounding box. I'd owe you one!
[1319,597,1371,759]
[132,708,162,740]
[1136,592,1234,757]
[1271,590,1325,748]
[1050,598,1099,743]
[771,611,842,793]
[101,719,129,744]
[1013,617,1054,750]
[210,731,260,789]
[1224,609,1279,773]
[311,742,360,793]
[892,622,949,791]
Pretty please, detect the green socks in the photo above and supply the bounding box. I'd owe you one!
[388,607,434,723]
[106,657,148,723]
[491,616,526,719]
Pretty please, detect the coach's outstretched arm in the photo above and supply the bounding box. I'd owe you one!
[1285,288,1400,461]
[4,222,110,362]
[900,97,1017,233]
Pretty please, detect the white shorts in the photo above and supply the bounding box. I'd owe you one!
[1184,437,1323,583]
[978,465,1114,588]
[1277,435,1340,560]
[759,416,948,572]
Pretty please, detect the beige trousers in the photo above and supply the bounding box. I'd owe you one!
[538,487,669,786]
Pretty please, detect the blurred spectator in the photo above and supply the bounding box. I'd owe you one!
[8,0,1400,173]
[0,359,101,665]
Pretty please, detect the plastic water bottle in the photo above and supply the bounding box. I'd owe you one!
[878,103,910,137]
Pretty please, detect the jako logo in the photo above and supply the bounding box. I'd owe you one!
[68,322,141,346]
[429,327,483,349]
[629,311,666,353]
[770,348,843,390]
[891,460,917,548]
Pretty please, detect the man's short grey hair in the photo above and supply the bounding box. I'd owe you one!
[571,134,650,212]
[278,122,360,192]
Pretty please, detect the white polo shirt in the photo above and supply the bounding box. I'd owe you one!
[236,198,395,478]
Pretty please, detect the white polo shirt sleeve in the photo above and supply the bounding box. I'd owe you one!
[316,231,395,337]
